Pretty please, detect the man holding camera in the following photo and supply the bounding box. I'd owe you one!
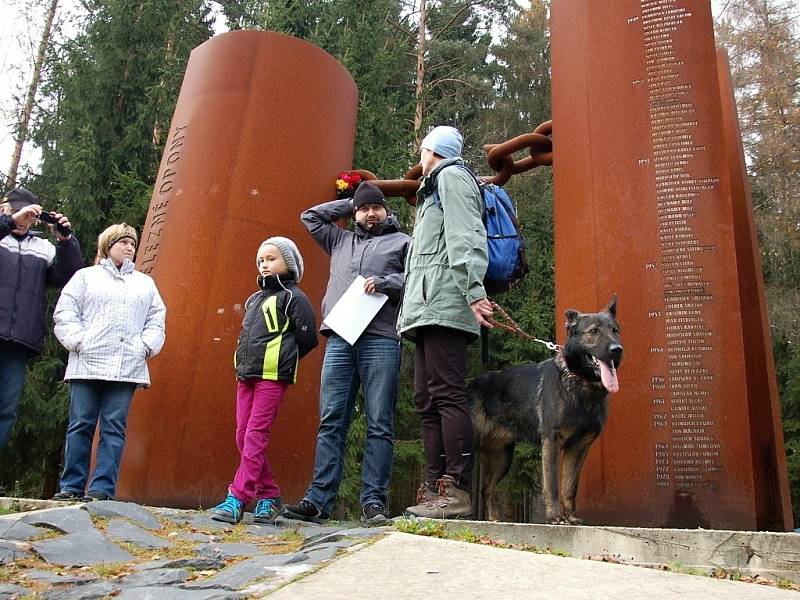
[0,188,83,461]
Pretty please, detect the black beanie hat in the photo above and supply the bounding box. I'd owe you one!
[4,188,38,211]
[352,182,386,211]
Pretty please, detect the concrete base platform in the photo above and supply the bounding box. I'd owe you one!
[0,497,67,513]
[437,519,800,584]
[268,532,798,599]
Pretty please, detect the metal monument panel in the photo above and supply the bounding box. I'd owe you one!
[117,31,358,508]
[551,0,792,529]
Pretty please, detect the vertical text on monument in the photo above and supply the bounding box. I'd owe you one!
[138,124,188,274]
[639,0,722,491]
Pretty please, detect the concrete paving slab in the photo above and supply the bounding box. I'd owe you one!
[267,532,799,600]
[21,507,95,534]
[196,542,261,559]
[83,500,162,530]
[0,583,27,599]
[31,528,134,566]
[41,581,119,600]
[134,556,225,571]
[245,524,282,537]
[122,568,191,587]
[19,568,97,586]
[0,518,44,540]
[107,518,172,549]
[0,539,30,564]
[116,587,241,599]
[438,520,800,584]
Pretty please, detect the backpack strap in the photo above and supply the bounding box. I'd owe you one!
[431,163,484,209]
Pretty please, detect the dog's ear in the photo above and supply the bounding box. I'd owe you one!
[604,294,618,318]
[565,309,580,331]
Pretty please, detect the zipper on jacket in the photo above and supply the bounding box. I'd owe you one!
[241,292,265,371]
[10,236,23,337]
[356,239,372,277]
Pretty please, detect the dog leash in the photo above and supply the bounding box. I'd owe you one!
[487,301,562,353]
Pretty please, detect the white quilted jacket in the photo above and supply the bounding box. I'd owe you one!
[54,258,166,386]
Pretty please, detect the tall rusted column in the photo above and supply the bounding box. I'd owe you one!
[551,1,793,529]
[116,31,358,508]
[716,48,793,530]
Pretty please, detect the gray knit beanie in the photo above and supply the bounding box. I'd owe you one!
[260,236,304,282]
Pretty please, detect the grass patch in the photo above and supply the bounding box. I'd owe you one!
[217,523,249,543]
[278,529,305,544]
[777,578,798,590]
[11,557,57,572]
[666,561,708,577]
[29,529,61,542]
[393,516,446,538]
[393,517,573,558]
[91,562,131,578]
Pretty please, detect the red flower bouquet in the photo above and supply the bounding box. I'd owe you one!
[335,171,362,199]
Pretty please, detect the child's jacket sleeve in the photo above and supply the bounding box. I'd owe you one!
[290,292,319,359]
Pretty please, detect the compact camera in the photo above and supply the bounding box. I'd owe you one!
[38,211,72,237]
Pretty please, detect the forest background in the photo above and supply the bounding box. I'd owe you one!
[0,0,798,524]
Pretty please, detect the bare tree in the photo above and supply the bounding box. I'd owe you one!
[387,0,495,150]
[717,0,800,340]
[6,0,58,188]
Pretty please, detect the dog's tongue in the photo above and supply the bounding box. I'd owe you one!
[599,361,619,393]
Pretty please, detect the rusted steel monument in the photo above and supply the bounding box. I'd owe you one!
[550,0,793,530]
[120,2,793,530]
[117,31,357,508]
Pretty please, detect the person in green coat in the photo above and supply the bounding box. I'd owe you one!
[400,125,494,519]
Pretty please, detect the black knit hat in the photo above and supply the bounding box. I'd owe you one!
[4,188,38,211]
[352,182,386,211]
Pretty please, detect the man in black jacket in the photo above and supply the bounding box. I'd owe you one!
[0,188,83,457]
[284,183,410,525]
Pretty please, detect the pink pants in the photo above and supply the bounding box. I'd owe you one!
[229,378,288,503]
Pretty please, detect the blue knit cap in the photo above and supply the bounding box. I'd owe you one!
[420,126,463,159]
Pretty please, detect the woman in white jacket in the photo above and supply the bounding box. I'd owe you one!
[52,223,166,501]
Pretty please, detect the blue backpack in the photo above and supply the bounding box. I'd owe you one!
[433,165,529,295]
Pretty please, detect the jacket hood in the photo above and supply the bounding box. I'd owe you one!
[100,257,135,276]
[419,156,465,197]
[354,213,402,238]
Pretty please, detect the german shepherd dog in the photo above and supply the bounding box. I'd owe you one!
[470,297,622,524]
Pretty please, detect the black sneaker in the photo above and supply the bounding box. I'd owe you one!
[282,499,329,524]
[53,490,83,502]
[361,502,388,527]
[82,491,111,502]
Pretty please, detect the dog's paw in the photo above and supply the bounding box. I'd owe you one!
[546,514,570,525]
[566,515,584,526]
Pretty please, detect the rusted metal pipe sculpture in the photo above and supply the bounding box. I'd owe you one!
[357,120,553,204]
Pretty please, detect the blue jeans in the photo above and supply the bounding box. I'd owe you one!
[305,333,400,513]
[0,341,30,452]
[59,380,137,498]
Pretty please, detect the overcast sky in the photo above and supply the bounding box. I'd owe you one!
[0,0,731,182]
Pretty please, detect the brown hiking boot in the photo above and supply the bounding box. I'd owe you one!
[415,481,438,504]
[405,475,472,519]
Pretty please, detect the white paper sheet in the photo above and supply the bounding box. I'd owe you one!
[323,275,388,345]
